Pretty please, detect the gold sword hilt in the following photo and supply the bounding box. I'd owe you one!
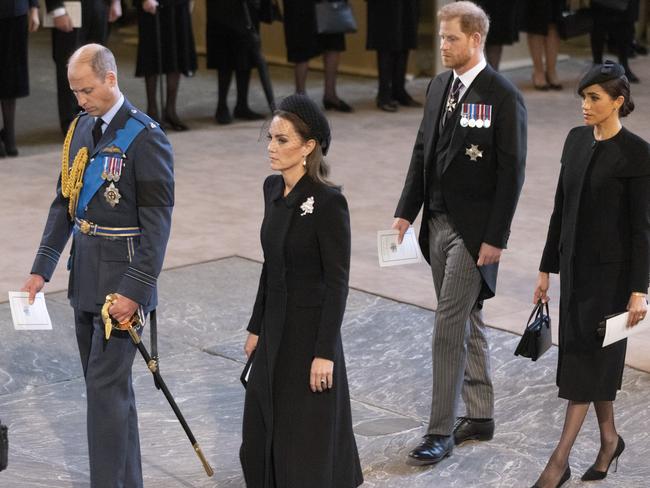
[101,293,141,340]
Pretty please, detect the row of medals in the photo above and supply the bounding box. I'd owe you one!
[460,104,492,129]
[102,156,123,207]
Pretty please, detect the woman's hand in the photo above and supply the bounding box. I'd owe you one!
[533,272,550,304]
[310,357,334,393]
[244,333,259,358]
[142,0,159,15]
[627,293,647,327]
[28,7,40,32]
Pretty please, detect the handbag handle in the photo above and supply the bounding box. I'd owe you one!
[526,300,550,327]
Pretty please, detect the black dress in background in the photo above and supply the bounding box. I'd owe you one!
[282,0,345,63]
[366,0,418,51]
[473,0,519,46]
[241,175,363,488]
[205,0,255,72]
[0,11,31,99]
[540,127,650,401]
[135,0,197,76]
[519,0,563,35]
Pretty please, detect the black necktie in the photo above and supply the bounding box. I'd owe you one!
[442,77,463,127]
[92,118,104,146]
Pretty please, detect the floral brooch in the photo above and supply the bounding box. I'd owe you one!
[300,196,315,216]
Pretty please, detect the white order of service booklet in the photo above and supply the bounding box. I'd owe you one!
[8,291,53,331]
[377,227,423,267]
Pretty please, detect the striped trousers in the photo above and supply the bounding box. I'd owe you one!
[426,214,494,436]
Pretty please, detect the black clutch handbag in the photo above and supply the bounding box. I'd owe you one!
[315,1,358,35]
[514,301,552,361]
[557,8,594,40]
[240,350,256,389]
[0,419,7,472]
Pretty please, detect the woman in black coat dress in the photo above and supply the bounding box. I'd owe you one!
[282,0,353,112]
[136,0,197,131]
[240,94,363,488]
[366,0,420,112]
[0,0,39,157]
[531,62,650,488]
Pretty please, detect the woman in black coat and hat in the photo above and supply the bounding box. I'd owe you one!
[531,61,650,488]
[240,94,363,488]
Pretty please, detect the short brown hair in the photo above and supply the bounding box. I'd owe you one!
[438,1,490,44]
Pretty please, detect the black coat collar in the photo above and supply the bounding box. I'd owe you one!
[271,173,316,208]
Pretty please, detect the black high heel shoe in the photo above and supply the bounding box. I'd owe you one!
[581,435,625,481]
[531,465,571,488]
[0,128,17,157]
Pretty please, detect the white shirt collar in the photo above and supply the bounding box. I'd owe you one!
[453,57,487,91]
[96,93,124,132]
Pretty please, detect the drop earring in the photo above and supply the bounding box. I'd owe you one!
[302,157,307,167]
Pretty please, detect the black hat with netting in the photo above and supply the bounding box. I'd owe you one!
[278,94,332,155]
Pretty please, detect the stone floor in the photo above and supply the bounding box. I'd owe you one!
[1,258,649,488]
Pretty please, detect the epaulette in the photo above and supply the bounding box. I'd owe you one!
[127,107,160,131]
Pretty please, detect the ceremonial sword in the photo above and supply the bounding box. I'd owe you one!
[102,294,214,477]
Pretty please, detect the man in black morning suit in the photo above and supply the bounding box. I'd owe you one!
[392,2,526,466]
[22,44,174,487]
[45,0,122,132]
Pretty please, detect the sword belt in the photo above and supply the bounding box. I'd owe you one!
[74,218,141,238]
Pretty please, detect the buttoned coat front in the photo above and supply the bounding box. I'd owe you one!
[540,126,650,401]
[240,174,363,488]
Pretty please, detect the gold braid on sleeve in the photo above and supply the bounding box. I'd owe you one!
[60,116,90,220]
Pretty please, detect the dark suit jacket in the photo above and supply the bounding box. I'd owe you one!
[395,64,527,300]
[31,99,174,314]
[0,0,38,18]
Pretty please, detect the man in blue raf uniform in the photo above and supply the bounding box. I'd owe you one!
[21,43,174,488]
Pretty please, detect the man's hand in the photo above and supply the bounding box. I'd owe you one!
[108,293,139,324]
[108,0,122,23]
[244,333,259,359]
[53,13,74,32]
[477,242,502,267]
[392,218,410,244]
[28,7,40,32]
[142,0,159,15]
[21,274,45,305]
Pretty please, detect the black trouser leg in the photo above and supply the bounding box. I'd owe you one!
[392,50,409,99]
[376,50,393,102]
[1,99,17,153]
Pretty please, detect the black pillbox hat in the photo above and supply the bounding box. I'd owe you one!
[278,94,332,155]
[578,61,626,94]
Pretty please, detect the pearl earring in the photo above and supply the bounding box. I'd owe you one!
[302,157,307,167]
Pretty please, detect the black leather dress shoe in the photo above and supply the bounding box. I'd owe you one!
[453,417,494,445]
[406,434,453,466]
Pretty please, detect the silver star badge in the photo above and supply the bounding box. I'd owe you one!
[465,144,483,162]
[104,182,122,207]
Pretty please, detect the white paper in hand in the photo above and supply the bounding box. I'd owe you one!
[602,312,650,347]
[8,291,53,331]
[377,227,422,267]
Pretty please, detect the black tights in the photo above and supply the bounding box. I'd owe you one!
[217,69,253,111]
[1,98,17,151]
[144,72,182,122]
[376,50,410,102]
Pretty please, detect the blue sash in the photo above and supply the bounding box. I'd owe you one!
[76,117,145,219]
